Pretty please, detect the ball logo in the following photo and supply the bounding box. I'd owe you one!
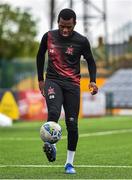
[43,124,50,133]
[44,124,55,136]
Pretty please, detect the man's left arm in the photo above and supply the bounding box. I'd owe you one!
[82,37,98,95]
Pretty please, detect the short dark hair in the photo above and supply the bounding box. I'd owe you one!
[58,8,76,23]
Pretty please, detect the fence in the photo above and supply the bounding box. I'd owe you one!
[0,59,36,89]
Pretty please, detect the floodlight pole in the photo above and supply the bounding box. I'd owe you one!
[82,0,109,67]
[103,0,109,67]
[50,0,55,29]
[83,0,89,37]
[70,0,73,8]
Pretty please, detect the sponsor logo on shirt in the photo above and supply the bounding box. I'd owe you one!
[49,49,54,54]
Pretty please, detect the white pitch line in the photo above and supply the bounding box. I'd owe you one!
[0,129,132,141]
[0,164,132,168]
[77,129,132,138]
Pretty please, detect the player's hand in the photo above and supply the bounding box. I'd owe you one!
[89,82,98,95]
[39,81,45,97]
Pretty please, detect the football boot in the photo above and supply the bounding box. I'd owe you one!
[43,142,56,162]
[65,163,76,174]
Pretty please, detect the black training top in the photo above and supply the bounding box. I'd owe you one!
[37,30,96,86]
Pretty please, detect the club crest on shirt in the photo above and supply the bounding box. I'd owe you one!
[65,46,74,55]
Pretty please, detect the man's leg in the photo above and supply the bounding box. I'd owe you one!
[43,79,63,162]
[44,79,63,123]
[63,84,80,173]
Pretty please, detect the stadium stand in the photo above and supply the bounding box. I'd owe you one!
[100,69,132,108]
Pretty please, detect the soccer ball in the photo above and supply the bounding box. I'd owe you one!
[40,121,62,144]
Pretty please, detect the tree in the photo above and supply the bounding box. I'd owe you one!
[0,4,39,60]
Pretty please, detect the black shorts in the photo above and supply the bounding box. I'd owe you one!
[44,78,80,130]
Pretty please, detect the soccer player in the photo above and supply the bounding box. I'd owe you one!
[36,8,98,174]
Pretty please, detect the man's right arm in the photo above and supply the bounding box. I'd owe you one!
[36,32,48,95]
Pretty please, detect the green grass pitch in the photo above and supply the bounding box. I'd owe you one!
[0,116,132,179]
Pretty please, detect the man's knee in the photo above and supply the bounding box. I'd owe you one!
[66,117,78,131]
[48,108,60,122]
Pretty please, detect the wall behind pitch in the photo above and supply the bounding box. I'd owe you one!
[0,90,48,121]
